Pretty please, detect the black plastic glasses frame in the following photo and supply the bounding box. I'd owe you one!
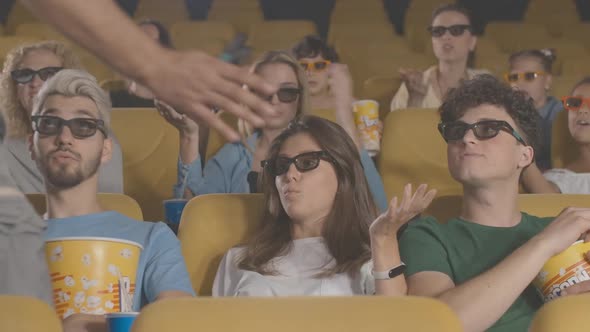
[438,120,527,145]
[31,115,108,139]
[261,150,333,177]
[427,24,472,38]
[11,67,64,84]
[261,87,301,103]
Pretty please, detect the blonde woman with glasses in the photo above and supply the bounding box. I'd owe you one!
[161,50,387,211]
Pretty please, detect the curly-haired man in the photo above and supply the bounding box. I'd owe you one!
[400,74,590,332]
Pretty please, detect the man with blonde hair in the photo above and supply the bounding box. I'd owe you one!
[30,69,194,331]
[0,40,123,193]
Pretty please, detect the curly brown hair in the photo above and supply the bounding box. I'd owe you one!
[238,115,377,277]
[439,74,540,154]
[0,41,82,138]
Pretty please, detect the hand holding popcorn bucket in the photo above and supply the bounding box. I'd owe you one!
[45,237,143,318]
[533,240,590,302]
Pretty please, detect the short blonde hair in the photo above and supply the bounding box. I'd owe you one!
[238,50,310,139]
[0,41,82,138]
[32,69,112,134]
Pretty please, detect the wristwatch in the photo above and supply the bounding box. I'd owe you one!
[372,262,407,280]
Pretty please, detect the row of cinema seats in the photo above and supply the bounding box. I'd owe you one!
[1,292,588,331]
[23,192,590,296]
[3,3,590,93]
[6,191,590,332]
[54,107,575,222]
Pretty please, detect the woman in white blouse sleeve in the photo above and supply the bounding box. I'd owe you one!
[213,115,436,296]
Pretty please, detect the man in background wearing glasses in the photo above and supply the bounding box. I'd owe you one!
[399,74,590,332]
[29,69,194,332]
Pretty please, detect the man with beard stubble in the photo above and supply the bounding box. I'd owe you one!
[29,69,194,332]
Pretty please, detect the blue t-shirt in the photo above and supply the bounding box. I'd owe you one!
[43,211,195,310]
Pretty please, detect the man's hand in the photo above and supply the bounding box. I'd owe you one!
[145,50,276,142]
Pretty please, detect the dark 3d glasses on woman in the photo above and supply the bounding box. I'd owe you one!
[427,24,471,37]
[261,151,333,177]
[11,67,64,84]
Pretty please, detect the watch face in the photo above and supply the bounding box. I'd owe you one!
[388,264,407,278]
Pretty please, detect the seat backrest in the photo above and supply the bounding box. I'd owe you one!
[111,108,179,221]
[170,21,235,51]
[247,20,317,52]
[26,193,144,220]
[0,36,39,63]
[14,23,68,42]
[309,108,337,122]
[529,293,590,332]
[177,194,264,295]
[133,0,189,26]
[0,296,62,332]
[551,109,576,169]
[5,2,40,34]
[362,76,402,121]
[378,109,462,201]
[518,194,590,216]
[427,194,590,222]
[131,296,463,332]
[484,23,553,53]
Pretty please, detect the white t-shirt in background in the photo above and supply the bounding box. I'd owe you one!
[544,168,590,194]
[213,237,374,296]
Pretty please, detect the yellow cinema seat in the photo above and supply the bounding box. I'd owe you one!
[530,293,590,332]
[111,108,179,221]
[378,108,461,201]
[0,296,62,332]
[131,296,463,332]
[177,194,264,295]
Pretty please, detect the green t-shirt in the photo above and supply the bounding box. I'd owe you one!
[399,213,554,332]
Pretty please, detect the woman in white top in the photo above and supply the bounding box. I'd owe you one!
[522,77,590,193]
[390,4,487,111]
[213,115,436,296]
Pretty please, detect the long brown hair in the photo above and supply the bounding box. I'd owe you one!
[238,115,378,277]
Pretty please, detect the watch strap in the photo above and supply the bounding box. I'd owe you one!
[372,262,406,280]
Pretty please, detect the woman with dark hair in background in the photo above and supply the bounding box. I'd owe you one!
[390,3,488,111]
